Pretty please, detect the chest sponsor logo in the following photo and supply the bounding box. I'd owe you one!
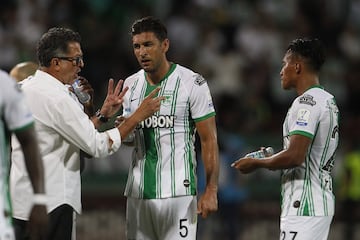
[140,115,175,128]
[296,108,310,126]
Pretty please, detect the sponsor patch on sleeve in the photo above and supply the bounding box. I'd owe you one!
[194,74,206,86]
[296,108,310,126]
[299,94,316,106]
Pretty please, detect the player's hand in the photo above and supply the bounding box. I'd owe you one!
[231,157,258,173]
[100,79,129,119]
[77,76,94,117]
[134,87,165,121]
[27,205,48,240]
[197,187,218,218]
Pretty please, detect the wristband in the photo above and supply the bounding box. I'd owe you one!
[96,109,109,123]
[33,194,47,205]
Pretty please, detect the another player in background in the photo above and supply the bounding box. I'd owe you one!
[0,69,48,239]
[9,61,38,82]
[232,38,339,240]
[121,16,219,239]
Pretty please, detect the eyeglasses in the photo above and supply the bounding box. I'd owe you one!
[56,56,84,66]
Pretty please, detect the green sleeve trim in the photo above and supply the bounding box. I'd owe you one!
[194,112,216,123]
[289,130,314,139]
[12,122,34,133]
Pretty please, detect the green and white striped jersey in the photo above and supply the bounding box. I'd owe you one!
[0,70,33,223]
[281,85,339,217]
[123,64,215,199]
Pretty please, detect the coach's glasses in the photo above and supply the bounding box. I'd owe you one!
[56,56,84,66]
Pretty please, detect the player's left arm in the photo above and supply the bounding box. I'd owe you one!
[196,116,219,218]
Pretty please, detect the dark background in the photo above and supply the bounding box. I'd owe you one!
[1,0,360,239]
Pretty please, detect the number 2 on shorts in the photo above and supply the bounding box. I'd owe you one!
[281,231,298,240]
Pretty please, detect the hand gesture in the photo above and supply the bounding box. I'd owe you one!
[100,79,129,118]
[134,87,165,121]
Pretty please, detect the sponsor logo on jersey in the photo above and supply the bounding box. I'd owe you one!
[183,179,190,187]
[299,94,316,106]
[140,115,175,128]
[207,91,214,108]
[296,108,310,126]
[194,74,206,86]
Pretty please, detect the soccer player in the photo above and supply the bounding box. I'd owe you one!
[0,69,48,239]
[232,38,339,240]
[121,16,219,239]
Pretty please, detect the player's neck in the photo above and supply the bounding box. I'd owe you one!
[296,74,319,95]
[146,61,171,85]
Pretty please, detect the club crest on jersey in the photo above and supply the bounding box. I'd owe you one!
[299,94,316,106]
[194,74,206,86]
[162,91,174,106]
[296,108,310,126]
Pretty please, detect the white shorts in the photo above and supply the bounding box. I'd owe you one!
[126,196,197,240]
[280,215,333,240]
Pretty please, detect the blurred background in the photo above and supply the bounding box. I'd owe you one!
[1,0,360,239]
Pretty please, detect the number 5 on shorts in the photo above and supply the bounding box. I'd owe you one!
[179,219,188,238]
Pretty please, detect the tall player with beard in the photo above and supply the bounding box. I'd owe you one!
[121,16,219,240]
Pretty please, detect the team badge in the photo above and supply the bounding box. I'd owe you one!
[162,90,173,106]
[296,108,310,126]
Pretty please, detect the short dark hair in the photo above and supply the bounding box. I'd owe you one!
[131,16,167,41]
[36,27,81,67]
[287,38,325,72]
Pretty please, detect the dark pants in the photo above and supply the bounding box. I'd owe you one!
[343,199,360,240]
[13,204,74,240]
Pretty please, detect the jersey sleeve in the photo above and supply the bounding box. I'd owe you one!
[288,93,320,139]
[1,72,34,131]
[189,74,216,122]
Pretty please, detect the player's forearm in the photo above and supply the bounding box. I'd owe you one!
[24,146,46,194]
[117,111,143,141]
[262,150,304,170]
[201,141,219,191]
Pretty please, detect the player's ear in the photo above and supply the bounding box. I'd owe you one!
[51,58,59,66]
[162,38,170,53]
[295,63,301,74]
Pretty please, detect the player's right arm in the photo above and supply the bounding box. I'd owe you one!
[232,134,311,173]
